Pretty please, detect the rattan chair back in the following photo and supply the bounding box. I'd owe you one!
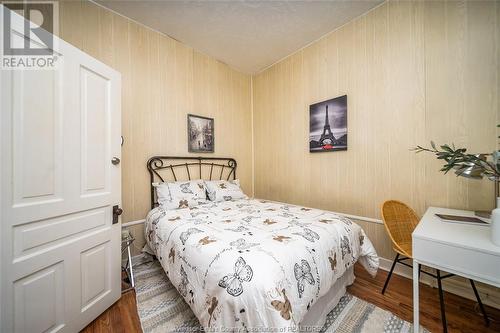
[381,200,420,258]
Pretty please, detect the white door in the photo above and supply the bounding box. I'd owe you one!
[1,6,122,333]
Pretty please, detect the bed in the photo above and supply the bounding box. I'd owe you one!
[144,156,379,331]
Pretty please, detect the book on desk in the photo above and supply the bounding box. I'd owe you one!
[435,213,490,226]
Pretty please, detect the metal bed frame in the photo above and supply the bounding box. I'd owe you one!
[146,156,237,209]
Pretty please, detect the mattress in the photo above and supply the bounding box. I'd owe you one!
[144,198,379,331]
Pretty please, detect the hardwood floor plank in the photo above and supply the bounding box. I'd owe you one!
[81,264,500,333]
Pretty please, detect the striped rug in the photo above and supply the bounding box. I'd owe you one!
[134,258,427,333]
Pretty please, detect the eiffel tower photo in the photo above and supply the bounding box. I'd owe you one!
[309,95,348,152]
[319,105,335,145]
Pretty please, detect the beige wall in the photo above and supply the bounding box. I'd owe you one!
[57,0,499,305]
[253,0,499,260]
[58,0,253,249]
[59,0,498,260]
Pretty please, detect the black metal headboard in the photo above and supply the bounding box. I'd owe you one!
[147,156,237,208]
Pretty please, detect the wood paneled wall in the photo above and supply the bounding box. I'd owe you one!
[57,0,499,307]
[58,0,252,248]
[253,0,499,260]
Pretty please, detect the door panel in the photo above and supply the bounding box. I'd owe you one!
[81,241,111,311]
[13,207,108,259]
[1,6,122,333]
[12,69,63,207]
[12,70,61,204]
[80,66,110,196]
[13,262,65,333]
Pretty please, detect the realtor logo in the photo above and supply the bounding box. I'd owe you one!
[1,1,59,69]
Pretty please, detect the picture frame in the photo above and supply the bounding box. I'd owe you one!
[309,95,347,152]
[187,114,214,153]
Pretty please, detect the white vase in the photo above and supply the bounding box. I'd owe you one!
[492,207,500,247]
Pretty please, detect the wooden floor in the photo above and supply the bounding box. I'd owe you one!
[81,290,141,333]
[348,265,500,333]
[81,264,500,333]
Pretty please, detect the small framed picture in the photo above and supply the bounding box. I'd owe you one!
[187,114,214,153]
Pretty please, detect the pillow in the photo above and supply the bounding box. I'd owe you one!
[154,180,208,210]
[204,179,247,202]
[153,182,172,206]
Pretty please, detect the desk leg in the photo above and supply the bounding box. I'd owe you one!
[413,259,420,332]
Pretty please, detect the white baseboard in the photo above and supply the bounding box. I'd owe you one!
[378,257,500,309]
[122,219,145,227]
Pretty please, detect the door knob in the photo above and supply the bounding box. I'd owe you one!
[112,205,123,224]
[111,157,121,165]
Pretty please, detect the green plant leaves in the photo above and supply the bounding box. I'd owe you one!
[412,142,500,179]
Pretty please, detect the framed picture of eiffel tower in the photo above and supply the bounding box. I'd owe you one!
[309,95,347,152]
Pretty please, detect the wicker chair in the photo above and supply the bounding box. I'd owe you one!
[380,200,489,332]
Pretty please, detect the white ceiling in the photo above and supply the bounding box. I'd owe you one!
[97,0,383,74]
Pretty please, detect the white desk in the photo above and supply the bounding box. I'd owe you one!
[412,207,500,331]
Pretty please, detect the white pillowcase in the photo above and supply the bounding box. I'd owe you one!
[204,179,247,202]
[154,180,208,210]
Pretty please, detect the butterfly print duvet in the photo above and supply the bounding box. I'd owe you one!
[145,198,378,331]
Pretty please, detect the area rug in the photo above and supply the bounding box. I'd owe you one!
[134,257,427,333]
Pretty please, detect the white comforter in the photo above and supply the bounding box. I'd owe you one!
[145,198,378,331]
